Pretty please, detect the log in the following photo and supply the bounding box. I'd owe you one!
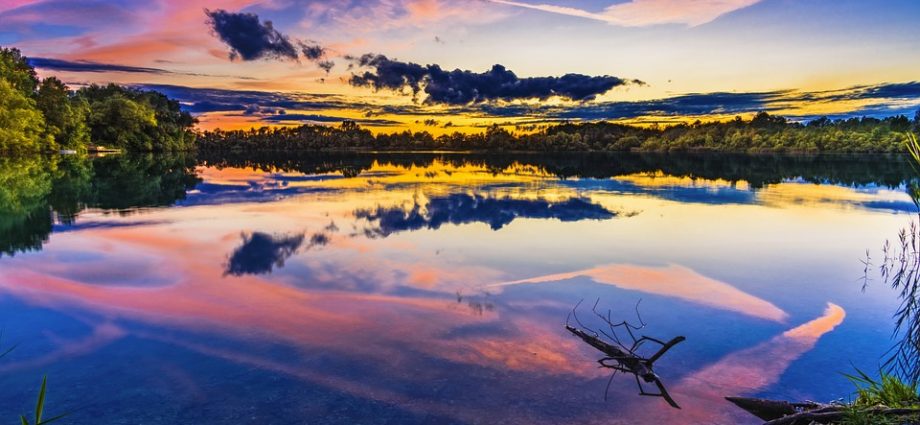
[763,406,920,425]
[724,397,821,421]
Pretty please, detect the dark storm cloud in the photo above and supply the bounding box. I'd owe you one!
[204,10,335,71]
[348,54,642,105]
[356,193,616,236]
[205,9,298,61]
[225,232,305,276]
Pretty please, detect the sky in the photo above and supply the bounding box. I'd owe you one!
[2,0,920,132]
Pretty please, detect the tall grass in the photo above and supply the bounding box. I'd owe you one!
[844,368,919,408]
[872,132,920,383]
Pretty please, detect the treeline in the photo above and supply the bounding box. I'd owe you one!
[0,47,196,153]
[197,112,919,154]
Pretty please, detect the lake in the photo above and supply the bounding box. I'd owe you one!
[0,152,915,424]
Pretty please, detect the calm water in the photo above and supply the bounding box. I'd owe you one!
[0,152,915,424]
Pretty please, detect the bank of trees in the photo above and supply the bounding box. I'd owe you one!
[198,112,918,154]
[0,47,196,153]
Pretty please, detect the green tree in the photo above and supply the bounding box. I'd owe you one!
[0,46,38,96]
[36,77,89,151]
[86,93,157,151]
[0,79,47,153]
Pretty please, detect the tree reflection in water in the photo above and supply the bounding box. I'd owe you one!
[0,153,200,257]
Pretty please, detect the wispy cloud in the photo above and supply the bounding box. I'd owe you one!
[489,0,762,27]
[29,57,257,80]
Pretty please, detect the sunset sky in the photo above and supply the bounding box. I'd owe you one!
[2,0,920,132]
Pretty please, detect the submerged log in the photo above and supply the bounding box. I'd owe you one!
[725,397,821,421]
[763,406,920,425]
[728,396,920,425]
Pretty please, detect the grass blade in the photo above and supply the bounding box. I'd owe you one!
[35,376,46,424]
[37,412,68,425]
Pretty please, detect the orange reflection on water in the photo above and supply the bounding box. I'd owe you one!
[494,263,788,322]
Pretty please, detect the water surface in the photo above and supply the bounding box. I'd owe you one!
[0,153,914,424]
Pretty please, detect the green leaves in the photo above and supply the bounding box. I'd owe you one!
[844,367,920,408]
[19,376,67,425]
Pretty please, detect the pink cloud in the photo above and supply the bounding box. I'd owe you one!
[494,263,788,322]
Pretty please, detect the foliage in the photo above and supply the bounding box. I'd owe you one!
[0,79,48,153]
[19,376,66,425]
[844,368,920,408]
[196,112,918,154]
[841,369,920,425]
[0,44,196,153]
[841,407,914,425]
[36,77,89,151]
[0,47,38,96]
[79,84,197,152]
[866,132,920,383]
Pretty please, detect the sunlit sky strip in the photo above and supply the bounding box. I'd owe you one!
[2,0,919,132]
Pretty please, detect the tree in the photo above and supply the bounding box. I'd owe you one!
[0,47,38,96]
[36,77,89,151]
[86,94,157,151]
[0,79,47,153]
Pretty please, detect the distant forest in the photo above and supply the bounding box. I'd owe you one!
[198,113,919,154]
[2,44,919,155]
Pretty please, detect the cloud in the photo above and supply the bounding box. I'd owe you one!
[205,9,299,61]
[493,263,788,322]
[136,79,920,125]
[474,82,920,121]
[300,42,326,60]
[300,41,335,72]
[349,54,641,105]
[489,0,761,27]
[27,57,257,80]
[0,0,139,36]
[356,193,617,236]
[294,0,497,33]
[204,9,335,71]
[28,57,173,74]
[133,84,356,114]
[260,113,401,126]
[225,232,305,276]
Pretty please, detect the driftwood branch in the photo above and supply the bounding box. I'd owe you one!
[567,299,685,409]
